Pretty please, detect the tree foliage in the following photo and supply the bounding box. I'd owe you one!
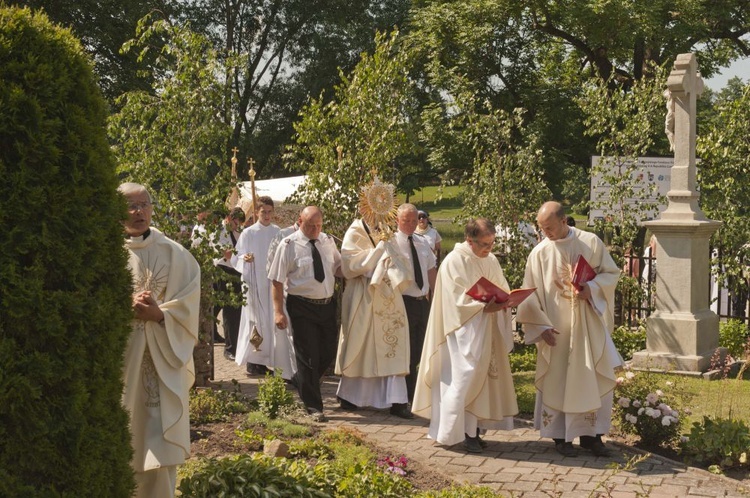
[8,0,174,102]
[284,30,421,238]
[697,80,750,296]
[0,7,135,496]
[577,65,669,258]
[177,0,411,177]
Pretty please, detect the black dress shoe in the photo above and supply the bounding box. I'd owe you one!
[555,441,578,457]
[475,430,488,448]
[223,349,235,361]
[389,403,414,419]
[581,439,611,457]
[246,363,270,376]
[337,397,359,411]
[463,435,483,453]
[213,334,225,344]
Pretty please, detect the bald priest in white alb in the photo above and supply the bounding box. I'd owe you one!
[516,201,622,458]
[412,218,518,454]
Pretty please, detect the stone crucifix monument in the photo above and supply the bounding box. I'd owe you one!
[632,53,723,373]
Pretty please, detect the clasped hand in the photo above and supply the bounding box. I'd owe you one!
[133,290,164,323]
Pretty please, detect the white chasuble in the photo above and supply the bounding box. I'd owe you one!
[516,227,622,441]
[412,242,518,446]
[123,228,200,474]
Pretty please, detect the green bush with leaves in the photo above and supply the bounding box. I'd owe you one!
[680,416,750,471]
[611,324,647,361]
[719,319,749,359]
[257,371,298,419]
[0,7,135,497]
[178,454,328,498]
[509,343,537,372]
[189,386,253,424]
[416,485,504,498]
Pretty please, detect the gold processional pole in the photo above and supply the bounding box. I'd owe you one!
[245,155,263,352]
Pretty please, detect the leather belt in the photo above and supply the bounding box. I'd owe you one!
[403,295,428,301]
[289,294,332,305]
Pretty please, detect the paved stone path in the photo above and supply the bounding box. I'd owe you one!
[210,345,748,497]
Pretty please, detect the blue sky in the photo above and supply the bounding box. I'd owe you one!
[704,57,749,90]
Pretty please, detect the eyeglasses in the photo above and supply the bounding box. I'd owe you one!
[418,215,427,220]
[127,202,152,213]
[470,238,495,250]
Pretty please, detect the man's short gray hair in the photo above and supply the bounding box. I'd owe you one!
[118,182,152,203]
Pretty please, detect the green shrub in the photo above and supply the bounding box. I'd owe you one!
[680,416,750,471]
[509,343,537,372]
[611,324,647,361]
[257,370,297,418]
[719,319,749,360]
[177,454,328,498]
[190,386,253,424]
[0,7,135,496]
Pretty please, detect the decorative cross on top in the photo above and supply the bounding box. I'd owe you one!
[230,147,239,180]
[665,53,704,195]
[247,157,256,180]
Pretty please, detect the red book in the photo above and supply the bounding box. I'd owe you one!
[466,277,536,307]
[572,254,597,290]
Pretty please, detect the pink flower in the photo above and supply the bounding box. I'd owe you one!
[632,400,642,408]
[646,392,659,404]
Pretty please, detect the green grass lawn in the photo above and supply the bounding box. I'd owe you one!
[512,370,750,430]
[399,185,467,251]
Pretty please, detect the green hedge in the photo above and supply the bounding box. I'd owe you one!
[0,7,135,497]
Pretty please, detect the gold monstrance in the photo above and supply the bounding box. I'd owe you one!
[358,172,398,241]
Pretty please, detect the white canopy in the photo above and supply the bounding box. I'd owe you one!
[238,175,306,204]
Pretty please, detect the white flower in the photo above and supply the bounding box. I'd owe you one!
[646,392,659,404]
[684,408,692,415]
[617,376,625,384]
[651,410,662,419]
[659,404,673,415]
[656,389,664,396]
[632,400,642,408]
[638,407,645,415]
[671,410,679,418]
[680,436,690,443]
[665,381,674,387]
[662,417,672,426]
[626,414,638,424]
[625,371,635,379]
[618,397,631,408]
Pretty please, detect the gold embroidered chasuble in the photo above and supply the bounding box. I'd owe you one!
[516,227,622,419]
[123,228,200,473]
[412,242,518,444]
[335,219,410,378]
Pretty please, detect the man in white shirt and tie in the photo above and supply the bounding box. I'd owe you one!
[392,203,437,418]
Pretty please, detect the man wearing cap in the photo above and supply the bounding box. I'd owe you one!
[268,206,342,422]
[415,209,442,257]
[392,203,437,418]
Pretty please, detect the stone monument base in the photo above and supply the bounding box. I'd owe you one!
[630,350,727,374]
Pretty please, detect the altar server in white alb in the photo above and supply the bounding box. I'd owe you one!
[412,218,518,453]
[516,201,622,458]
[234,196,291,378]
[119,182,200,498]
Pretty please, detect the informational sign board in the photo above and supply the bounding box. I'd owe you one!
[589,156,672,225]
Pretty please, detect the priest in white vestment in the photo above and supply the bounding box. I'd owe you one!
[335,218,411,409]
[412,218,518,453]
[516,201,622,457]
[235,196,291,378]
[119,183,200,498]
